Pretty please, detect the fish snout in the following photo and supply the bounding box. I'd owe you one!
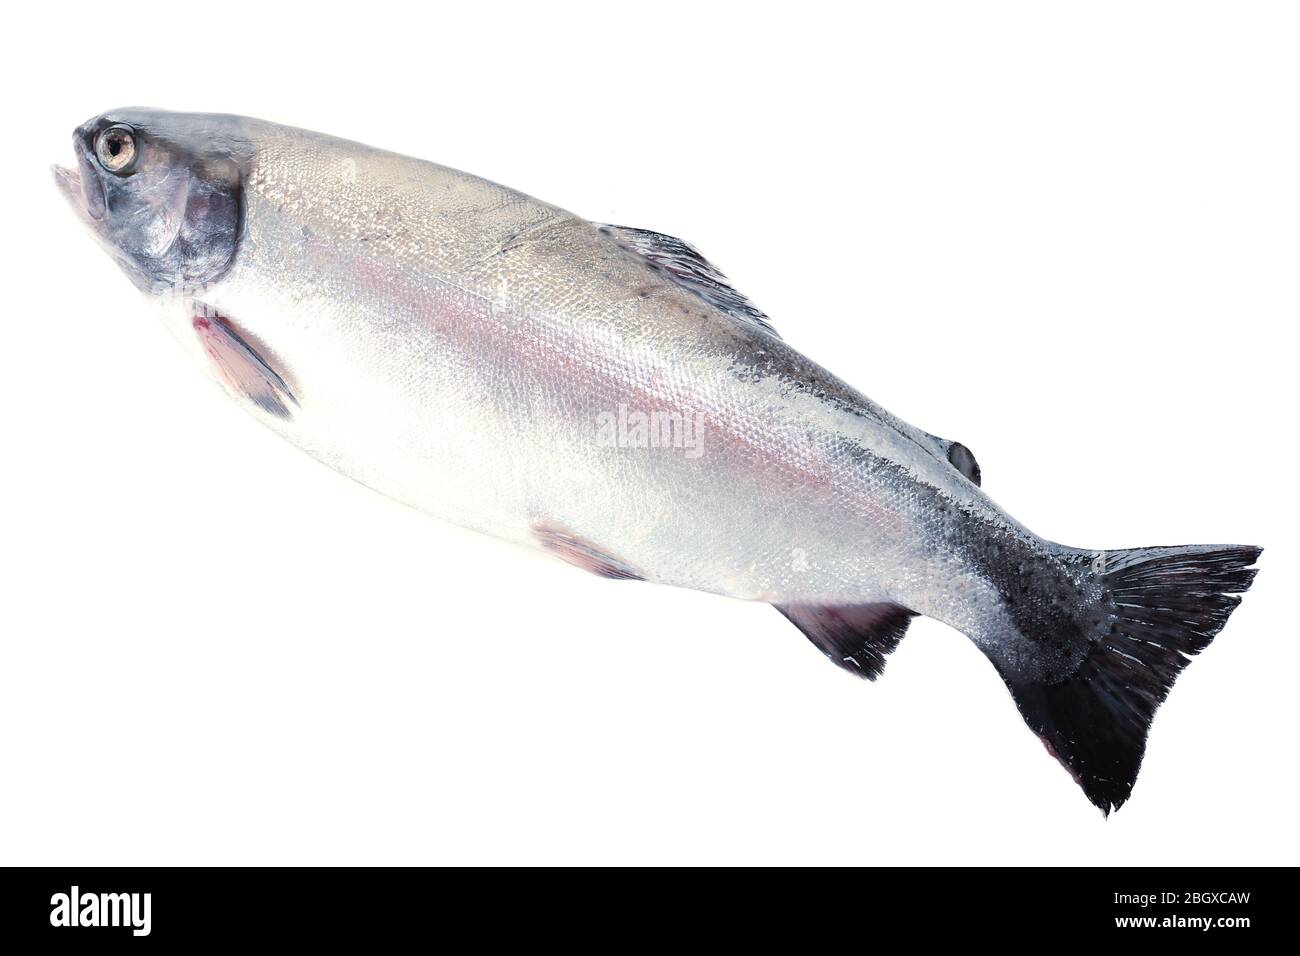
[52,126,106,224]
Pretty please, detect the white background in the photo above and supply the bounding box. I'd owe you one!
[2,2,1295,865]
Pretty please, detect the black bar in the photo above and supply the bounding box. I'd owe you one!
[0,866,1287,944]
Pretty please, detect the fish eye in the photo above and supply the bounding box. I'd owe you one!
[94,125,137,174]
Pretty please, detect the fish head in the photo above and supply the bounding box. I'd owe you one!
[53,108,249,294]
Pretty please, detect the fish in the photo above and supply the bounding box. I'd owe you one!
[53,108,1261,814]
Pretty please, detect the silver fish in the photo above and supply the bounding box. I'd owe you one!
[54,109,1261,813]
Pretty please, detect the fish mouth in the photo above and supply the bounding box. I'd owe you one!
[50,162,84,213]
[51,136,106,225]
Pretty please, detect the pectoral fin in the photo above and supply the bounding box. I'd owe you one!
[192,309,297,419]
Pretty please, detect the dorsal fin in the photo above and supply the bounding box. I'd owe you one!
[597,224,780,338]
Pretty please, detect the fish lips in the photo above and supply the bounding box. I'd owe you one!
[51,134,107,226]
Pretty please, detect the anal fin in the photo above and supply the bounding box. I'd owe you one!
[776,602,916,679]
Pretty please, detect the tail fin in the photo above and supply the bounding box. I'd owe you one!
[1001,544,1262,815]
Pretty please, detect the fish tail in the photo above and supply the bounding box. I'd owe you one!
[998,544,1261,815]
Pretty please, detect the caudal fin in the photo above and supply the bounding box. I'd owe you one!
[1002,544,1261,814]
